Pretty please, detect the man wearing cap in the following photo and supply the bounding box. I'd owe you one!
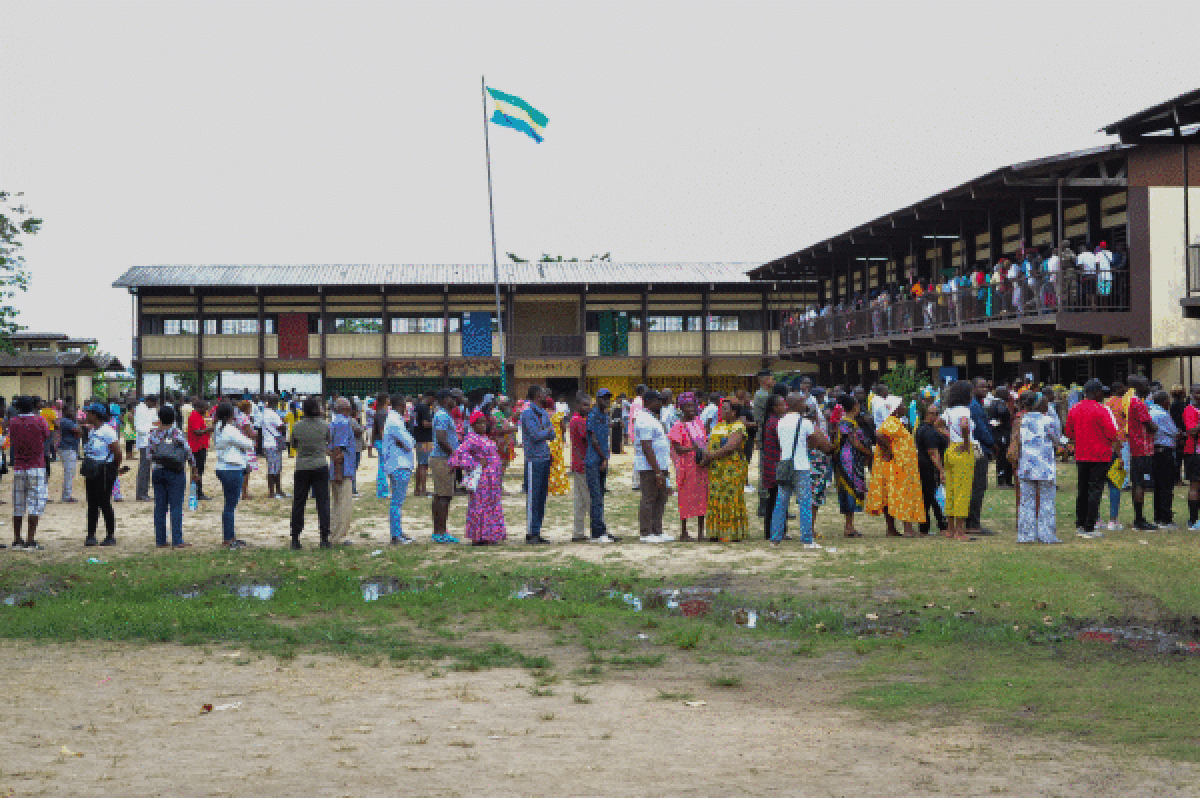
[585,389,616,542]
[520,385,555,544]
[1065,379,1121,539]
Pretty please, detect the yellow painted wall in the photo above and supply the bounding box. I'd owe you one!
[325,334,383,358]
[142,335,198,359]
[204,335,258,358]
[389,333,444,357]
[709,331,762,355]
[75,374,93,401]
[647,332,703,356]
[0,376,20,399]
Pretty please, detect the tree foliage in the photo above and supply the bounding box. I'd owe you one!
[0,192,39,354]
[880,364,931,400]
[175,371,218,399]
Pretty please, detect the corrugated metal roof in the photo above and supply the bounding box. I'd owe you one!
[112,263,761,289]
[10,332,69,340]
[0,352,123,370]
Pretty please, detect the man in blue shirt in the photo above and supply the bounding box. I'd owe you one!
[328,398,357,545]
[966,377,996,535]
[381,394,416,544]
[585,389,615,542]
[1149,389,1180,529]
[520,385,556,544]
[429,390,461,544]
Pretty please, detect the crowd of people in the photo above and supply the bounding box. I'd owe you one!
[786,241,1129,341]
[0,365,1194,550]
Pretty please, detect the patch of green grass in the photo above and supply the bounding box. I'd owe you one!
[708,673,743,688]
[656,689,695,701]
[848,641,1200,762]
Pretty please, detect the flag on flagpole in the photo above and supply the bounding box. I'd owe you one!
[486,87,548,143]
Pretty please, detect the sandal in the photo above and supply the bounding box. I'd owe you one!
[843,530,863,538]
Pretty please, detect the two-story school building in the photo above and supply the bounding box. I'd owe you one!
[114,262,808,399]
[759,88,1200,390]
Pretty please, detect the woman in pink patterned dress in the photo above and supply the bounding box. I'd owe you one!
[667,392,709,541]
[448,411,507,545]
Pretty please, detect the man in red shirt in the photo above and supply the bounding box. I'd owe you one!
[1065,379,1121,539]
[1184,384,1200,529]
[569,393,592,542]
[1125,376,1159,530]
[7,396,51,549]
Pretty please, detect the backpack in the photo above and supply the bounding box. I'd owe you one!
[152,432,188,473]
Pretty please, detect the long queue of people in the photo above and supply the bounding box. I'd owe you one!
[1,369,1194,551]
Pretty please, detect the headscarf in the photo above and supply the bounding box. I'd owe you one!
[677,391,697,408]
[468,410,486,426]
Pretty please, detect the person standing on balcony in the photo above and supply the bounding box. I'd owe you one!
[1077,243,1098,309]
[1096,242,1114,308]
[965,378,996,535]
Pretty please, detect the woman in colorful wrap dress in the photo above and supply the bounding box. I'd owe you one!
[831,394,871,538]
[865,397,926,537]
[447,411,507,545]
[667,392,709,541]
[548,403,570,497]
[704,401,749,542]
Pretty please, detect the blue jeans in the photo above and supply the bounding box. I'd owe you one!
[770,470,813,543]
[216,469,243,542]
[585,462,608,537]
[1108,482,1121,521]
[526,459,551,538]
[375,443,390,498]
[388,469,411,539]
[152,467,187,546]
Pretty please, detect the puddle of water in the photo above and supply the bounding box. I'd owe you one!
[233,585,275,600]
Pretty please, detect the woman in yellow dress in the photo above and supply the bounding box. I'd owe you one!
[703,400,749,542]
[283,401,298,457]
[865,396,926,537]
[547,402,570,497]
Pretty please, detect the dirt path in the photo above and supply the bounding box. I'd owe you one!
[1,641,1195,797]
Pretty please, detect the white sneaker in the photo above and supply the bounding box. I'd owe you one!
[1190,522,1200,532]
[1076,528,1089,538]
[744,485,756,494]
[1107,521,1124,531]
[657,534,675,543]
[803,542,822,550]
[1086,530,1105,539]
[591,534,615,544]
[1158,522,1179,531]
[640,535,664,544]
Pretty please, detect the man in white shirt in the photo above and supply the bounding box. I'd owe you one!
[659,389,678,432]
[633,391,673,543]
[1095,242,1114,307]
[871,384,892,430]
[261,396,286,500]
[133,395,158,501]
[628,385,646,489]
[770,393,832,547]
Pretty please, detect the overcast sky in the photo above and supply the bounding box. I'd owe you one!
[3,1,1196,365]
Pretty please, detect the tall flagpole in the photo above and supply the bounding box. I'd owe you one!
[482,76,507,396]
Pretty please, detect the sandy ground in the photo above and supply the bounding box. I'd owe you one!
[2,641,1198,798]
[7,449,1199,796]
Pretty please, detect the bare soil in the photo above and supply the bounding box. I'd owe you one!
[2,641,1197,798]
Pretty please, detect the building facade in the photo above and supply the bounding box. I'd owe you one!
[759,89,1200,389]
[114,263,805,399]
[0,332,124,402]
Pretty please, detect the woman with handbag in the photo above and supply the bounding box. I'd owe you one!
[667,392,710,541]
[82,403,123,547]
[447,410,506,545]
[147,405,196,549]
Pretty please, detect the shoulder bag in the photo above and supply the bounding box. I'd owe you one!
[775,418,805,484]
